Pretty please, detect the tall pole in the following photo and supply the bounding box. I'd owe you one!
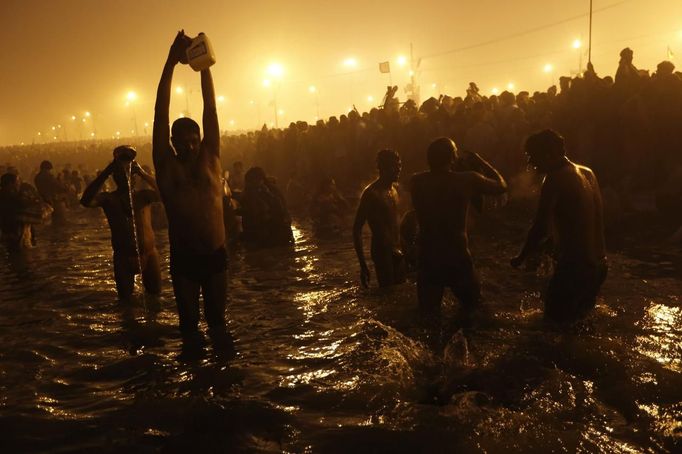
[587,0,592,63]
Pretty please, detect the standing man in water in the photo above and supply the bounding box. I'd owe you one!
[410,138,507,313]
[511,130,607,323]
[80,146,161,300]
[353,149,405,288]
[153,31,228,340]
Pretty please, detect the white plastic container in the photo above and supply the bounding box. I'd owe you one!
[186,33,216,72]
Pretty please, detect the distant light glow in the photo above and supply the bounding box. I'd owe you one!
[71,115,76,121]
[116,131,120,136]
[82,118,86,123]
[144,122,149,127]
[262,79,271,87]
[229,119,235,126]
[277,109,285,116]
[217,95,225,103]
[572,39,582,49]
[126,91,137,102]
[308,85,317,93]
[343,57,357,68]
[51,126,56,131]
[431,83,437,89]
[507,82,515,91]
[408,69,415,77]
[367,95,374,103]
[90,132,95,137]
[543,63,554,73]
[491,87,500,95]
[267,63,284,78]
[84,111,91,117]
[396,55,407,67]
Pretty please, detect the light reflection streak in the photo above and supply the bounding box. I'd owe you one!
[635,302,681,371]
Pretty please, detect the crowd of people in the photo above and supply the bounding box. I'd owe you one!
[1,44,680,338]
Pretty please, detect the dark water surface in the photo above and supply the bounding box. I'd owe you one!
[1,208,680,453]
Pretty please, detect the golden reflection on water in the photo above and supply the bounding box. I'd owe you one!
[635,302,682,371]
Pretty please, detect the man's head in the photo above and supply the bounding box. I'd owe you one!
[376,149,401,182]
[0,173,18,192]
[620,47,633,62]
[244,166,266,189]
[524,129,566,173]
[40,160,53,171]
[111,146,137,190]
[427,137,458,171]
[171,117,201,159]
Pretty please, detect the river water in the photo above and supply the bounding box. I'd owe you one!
[1,205,680,453]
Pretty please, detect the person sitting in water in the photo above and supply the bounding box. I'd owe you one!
[310,177,349,235]
[353,149,406,288]
[512,129,607,323]
[0,173,41,251]
[80,146,161,300]
[240,167,294,247]
[34,160,68,224]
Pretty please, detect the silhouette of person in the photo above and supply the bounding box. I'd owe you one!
[353,149,405,288]
[512,130,607,323]
[81,146,161,300]
[152,31,228,340]
[410,138,507,312]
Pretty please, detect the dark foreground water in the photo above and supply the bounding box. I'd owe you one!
[1,206,680,453]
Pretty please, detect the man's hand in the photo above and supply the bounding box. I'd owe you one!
[510,255,524,268]
[360,264,370,288]
[169,30,191,65]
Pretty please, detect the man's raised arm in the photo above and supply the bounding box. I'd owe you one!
[153,31,189,170]
[201,67,220,155]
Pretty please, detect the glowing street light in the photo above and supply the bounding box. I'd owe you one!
[543,63,554,73]
[217,95,225,103]
[507,82,515,91]
[262,79,271,87]
[367,95,374,103]
[572,39,582,49]
[396,55,408,67]
[308,85,317,93]
[267,62,284,78]
[84,111,91,118]
[175,86,184,94]
[491,87,500,95]
[343,57,358,68]
[126,91,137,102]
[71,115,76,121]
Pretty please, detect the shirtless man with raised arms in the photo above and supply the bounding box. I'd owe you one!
[153,31,227,338]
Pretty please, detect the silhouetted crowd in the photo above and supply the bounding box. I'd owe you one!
[2,48,682,249]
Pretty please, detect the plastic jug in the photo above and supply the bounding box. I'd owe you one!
[186,33,216,71]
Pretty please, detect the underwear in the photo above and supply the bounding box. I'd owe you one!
[170,246,228,281]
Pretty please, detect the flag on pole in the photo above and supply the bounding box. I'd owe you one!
[667,45,674,60]
[379,61,390,73]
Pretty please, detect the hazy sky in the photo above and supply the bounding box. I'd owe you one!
[1,0,680,146]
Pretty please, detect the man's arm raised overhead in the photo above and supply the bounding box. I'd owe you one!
[153,31,189,170]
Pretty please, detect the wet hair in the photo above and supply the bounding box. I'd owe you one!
[113,145,137,161]
[40,160,53,170]
[525,129,565,157]
[376,149,400,168]
[426,137,457,170]
[1,172,17,189]
[171,117,200,138]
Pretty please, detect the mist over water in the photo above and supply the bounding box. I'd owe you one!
[1,205,679,452]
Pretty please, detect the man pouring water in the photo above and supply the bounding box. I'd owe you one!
[152,31,229,341]
[80,146,162,300]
